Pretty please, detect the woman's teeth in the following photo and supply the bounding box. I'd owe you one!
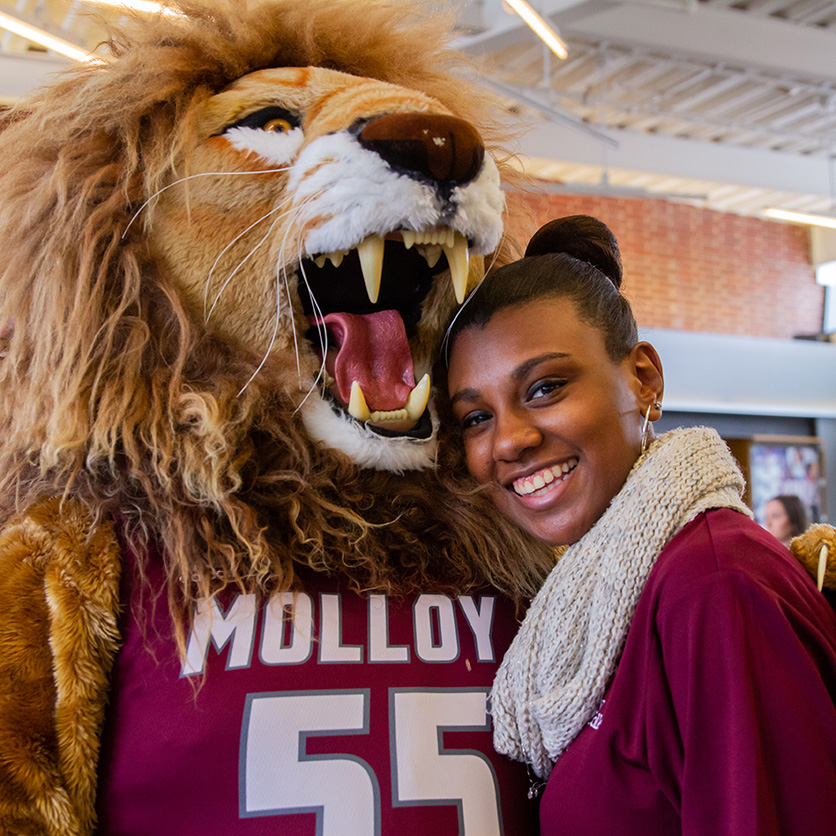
[512,458,579,497]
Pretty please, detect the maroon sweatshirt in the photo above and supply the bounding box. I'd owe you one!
[540,508,836,836]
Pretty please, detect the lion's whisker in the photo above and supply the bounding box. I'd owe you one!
[442,231,507,367]
[274,208,305,383]
[210,189,325,321]
[292,234,330,413]
[273,193,327,385]
[236,193,324,396]
[284,251,303,382]
[122,167,291,238]
[202,198,293,319]
[206,207,288,323]
[298,269,328,381]
[237,264,285,398]
[292,256,329,415]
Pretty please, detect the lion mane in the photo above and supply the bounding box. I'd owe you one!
[0,0,551,644]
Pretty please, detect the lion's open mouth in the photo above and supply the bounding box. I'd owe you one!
[298,227,465,436]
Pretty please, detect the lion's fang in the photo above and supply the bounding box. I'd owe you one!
[348,380,371,422]
[316,230,468,306]
[356,235,384,304]
[347,374,431,424]
[442,233,470,304]
[405,373,430,420]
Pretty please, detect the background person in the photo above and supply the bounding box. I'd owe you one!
[443,215,836,836]
[765,493,809,547]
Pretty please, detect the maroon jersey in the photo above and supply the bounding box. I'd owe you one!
[96,541,539,835]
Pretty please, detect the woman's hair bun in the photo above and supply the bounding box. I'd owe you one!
[524,215,623,290]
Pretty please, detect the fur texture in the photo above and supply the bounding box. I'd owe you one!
[0,499,121,835]
[0,0,552,646]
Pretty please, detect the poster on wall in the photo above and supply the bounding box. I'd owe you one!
[743,436,827,526]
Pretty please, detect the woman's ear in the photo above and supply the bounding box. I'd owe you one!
[628,342,664,421]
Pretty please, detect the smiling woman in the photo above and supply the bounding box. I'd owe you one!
[444,215,836,836]
[448,297,661,545]
[447,215,663,546]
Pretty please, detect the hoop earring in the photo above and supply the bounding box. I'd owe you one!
[640,401,662,454]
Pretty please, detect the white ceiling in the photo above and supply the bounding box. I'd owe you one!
[453,0,836,217]
[0,0,835,218]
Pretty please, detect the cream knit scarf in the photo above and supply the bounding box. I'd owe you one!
[491,426,751,780]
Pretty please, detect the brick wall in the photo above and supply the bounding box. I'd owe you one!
[505,190,825,340]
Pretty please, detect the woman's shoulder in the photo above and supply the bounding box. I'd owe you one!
[646,508,833,623]
[658,506,791,573]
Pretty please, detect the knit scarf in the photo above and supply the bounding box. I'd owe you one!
[491,426,751,780]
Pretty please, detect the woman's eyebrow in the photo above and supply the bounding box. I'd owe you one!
[450,387,480,408]
[511,352,572,382]
[449,351,572,407]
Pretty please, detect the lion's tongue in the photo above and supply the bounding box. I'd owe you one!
[318,311,416,411]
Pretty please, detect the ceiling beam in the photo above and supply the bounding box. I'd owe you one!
[560,1,836,83]
[516,116,835,198]
[456,0,836,84]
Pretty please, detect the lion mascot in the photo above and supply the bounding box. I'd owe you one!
[0,1,554,834]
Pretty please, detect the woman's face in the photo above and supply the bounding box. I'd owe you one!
[447,298,662,546]
[764,499,793,543]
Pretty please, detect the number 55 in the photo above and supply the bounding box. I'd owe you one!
[240,688,502,835]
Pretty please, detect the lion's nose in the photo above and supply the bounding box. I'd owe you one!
[358,113,485,186]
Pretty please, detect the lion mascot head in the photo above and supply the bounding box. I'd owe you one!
[0,0,551,627]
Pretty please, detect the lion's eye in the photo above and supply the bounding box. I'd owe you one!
[222,106,302,135]
[263,117,294,133]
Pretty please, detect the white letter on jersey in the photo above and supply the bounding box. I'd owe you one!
[457,596,496,662]
[413,594,459,663]
[241,690,379,835]
[260,592,313,665]
[181,593,257,677]
[319,593,363,663]
[391,688,502,835]
[368,594,409,663]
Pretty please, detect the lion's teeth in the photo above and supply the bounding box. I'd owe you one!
[328,251,345,268]
[421,244,442,269]
[356,235,384,304]
[408,227,461,248]
[348,380,371,422]
[443,232,470,304]
[405,373,431,421]
[346,376,430,425]
[418,230,436,245]
[370,408,408,422]
[314,255,327,268]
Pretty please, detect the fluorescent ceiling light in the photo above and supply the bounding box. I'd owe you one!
[0,9,100,63]
[763,208,836,230]
[504,0,568,60]
[84,0,180,15]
